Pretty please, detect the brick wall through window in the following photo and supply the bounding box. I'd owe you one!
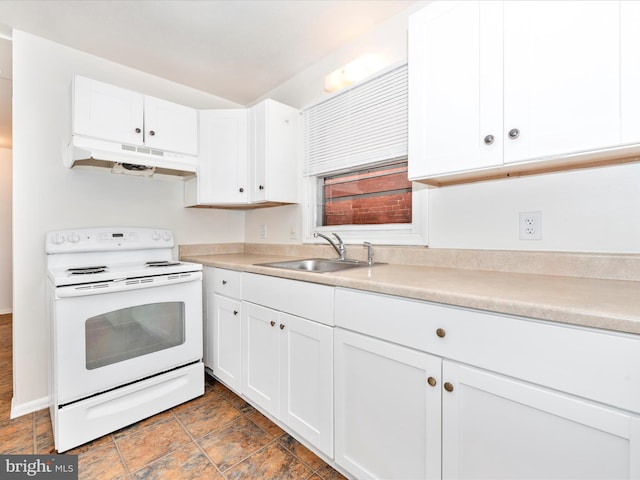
[322,161,412,226]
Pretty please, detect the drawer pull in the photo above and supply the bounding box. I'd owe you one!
[436,328,446,338]
[444,382,454,393]
[280,323,285,330]
[233,310,238,316]
[222,280,227,285]
[270,321,276,327]
[427,377,437,387]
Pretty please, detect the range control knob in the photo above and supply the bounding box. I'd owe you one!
[51,233,65,245]
[151,231,161,241]
[162,232,172,241]
[67,233,81,243]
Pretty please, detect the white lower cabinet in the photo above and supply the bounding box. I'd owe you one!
[334,287,640,480]
[334,328,442,480]
[207,269,334,459]
[242,302,280,412]
[211,294,242,392]
[442,361,640,480]
[242,301,334,457]
[205,268,243,393]
[206,275,640,479]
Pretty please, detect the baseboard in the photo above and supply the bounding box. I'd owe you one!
[11,395,49,419]
[0,308,12,316]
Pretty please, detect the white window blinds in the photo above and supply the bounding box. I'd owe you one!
[303,62,408,176]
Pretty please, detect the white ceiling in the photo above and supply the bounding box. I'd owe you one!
[0,0,417,149]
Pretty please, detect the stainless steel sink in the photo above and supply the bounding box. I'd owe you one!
[256,257,370,273]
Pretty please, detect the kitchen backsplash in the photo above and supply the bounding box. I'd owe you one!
[179,243,640,282]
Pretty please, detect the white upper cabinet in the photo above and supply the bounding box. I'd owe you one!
[249,99,301,204]
[187,109,249,206]
[73,75,198,156]
[185,98,300,207]
[409,1,637,185]
[143,96,198,155]
[73,75,144,146]
[621,1,640,144]
[408,1,503,178]
[502,1,620,163]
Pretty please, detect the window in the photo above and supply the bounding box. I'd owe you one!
[321,160,411,226]
[303,62,428,245]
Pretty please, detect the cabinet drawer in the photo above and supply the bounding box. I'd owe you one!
[211,268,242,298]
[335,288,640,413]
[335,288,449,353]
[243,273,334,326]
[442,306,640,414]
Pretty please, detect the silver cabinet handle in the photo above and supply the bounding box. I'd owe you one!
[483,134,494,145]
[508,128,520,139]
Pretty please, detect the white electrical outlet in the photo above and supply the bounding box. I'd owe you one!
[289,226,297,240]
[259,224,267,240]
[519,211,542,240]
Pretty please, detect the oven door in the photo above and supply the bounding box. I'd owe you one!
[52,273,202,404]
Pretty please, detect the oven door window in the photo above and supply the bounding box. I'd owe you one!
[85,302,185,370]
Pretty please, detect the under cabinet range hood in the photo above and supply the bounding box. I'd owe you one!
[66,74,200,180]
[65,135,198,179]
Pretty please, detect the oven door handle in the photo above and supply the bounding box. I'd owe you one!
[54,271,203,298]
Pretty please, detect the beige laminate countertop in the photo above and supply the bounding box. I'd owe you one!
[182,252,640,336]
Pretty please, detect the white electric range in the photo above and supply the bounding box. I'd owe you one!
[46,226,204,452]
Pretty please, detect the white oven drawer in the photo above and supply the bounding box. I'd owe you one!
[54,362,204,452]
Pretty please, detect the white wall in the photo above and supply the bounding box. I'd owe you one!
[11,31,245,414]
[0,148,11,313]
[247,1,640,255]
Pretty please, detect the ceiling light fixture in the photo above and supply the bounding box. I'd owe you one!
[324,53,384,93]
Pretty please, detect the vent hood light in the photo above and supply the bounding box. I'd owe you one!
[65,135,198,180]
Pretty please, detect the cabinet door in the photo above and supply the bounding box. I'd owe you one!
[211,294,242,393]
[249,99,300,203]
[621,0,640,145]
[335,328,442,480]
[503,1,621,163]
[198,110,249,204]
[408,1,503,179]
[241,302,280,416]
[279,313,333,458]
[442,361,640,479]
[73,75,144,146]
[144,96,198,155]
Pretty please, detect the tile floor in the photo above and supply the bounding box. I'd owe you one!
[0,314,348,479]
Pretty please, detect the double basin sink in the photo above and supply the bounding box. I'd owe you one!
[257,257,378,273]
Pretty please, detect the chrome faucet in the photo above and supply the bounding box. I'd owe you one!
[314,232,346,260]
[363,242,374,266]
